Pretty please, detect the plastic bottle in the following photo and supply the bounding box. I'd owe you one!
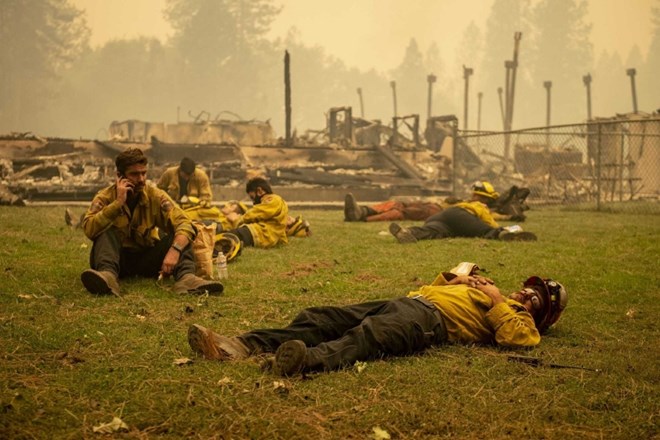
[215,251,228,280]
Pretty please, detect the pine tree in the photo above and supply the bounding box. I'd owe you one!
[528,0,593,124]
[164,0,280,114]
[391,38,426,118]
[0,0,89,133]
[479,0,532,130]
[642,0,660,112]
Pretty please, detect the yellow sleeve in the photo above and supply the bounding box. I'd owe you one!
[156,169,172,191]
[196,171,213,206]
[241,194,286,224]
[473,203,499,228]
[81,188,123,240]
[161,192,196,242]
[485,302,541,347]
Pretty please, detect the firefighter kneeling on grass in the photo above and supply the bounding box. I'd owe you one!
[79,148,223,297]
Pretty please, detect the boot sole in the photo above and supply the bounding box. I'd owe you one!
[275,340,307,376]
[80,270,112,295]
[187,324,222,360]
[389,223,417,244]
[183,282,224,296]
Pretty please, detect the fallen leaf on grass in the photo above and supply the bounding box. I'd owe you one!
[136,314,146,321]
[354,361,367,374]
[273,381,290,393]
[625,308,636,318]
[93,416,128,433]
[217,377,232,386]
[371,426,391,439]
[173,357,193,366]
[18,294,33,299]
[80,243,88,249]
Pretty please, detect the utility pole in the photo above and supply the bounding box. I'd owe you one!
[626,68,638,113]
[463,65,473,132]
[497,87,506,130]
[544,80,552,150]
[426,73,436,122]
[582,73,592,121]
[477,92,483,132]
[390,80,398,118]
[284,50,292,146]
[504,32,522,161]
[356,87,364,118]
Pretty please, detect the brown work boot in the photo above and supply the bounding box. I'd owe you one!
[344,193,365,222]
[80,269,120,296]
[174,273,224,295]
[187,324,250,361]
[274,340,308,376]
[389,223,418,243]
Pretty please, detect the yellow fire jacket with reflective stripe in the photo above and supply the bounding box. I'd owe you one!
[407,273,540,347]
[453,200,499,228]
[82,183,196,250]
[238,193,288,248]
[157,166,213,207]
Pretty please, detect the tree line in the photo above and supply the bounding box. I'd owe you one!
[0,0,658,139]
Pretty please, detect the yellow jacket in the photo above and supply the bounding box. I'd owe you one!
[407,273,540,347]
[453,200,499,228]
[238,193,288,248]
[82,183,196,250]
[157,166,213,207]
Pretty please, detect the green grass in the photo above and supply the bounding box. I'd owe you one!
[1,206,658,439]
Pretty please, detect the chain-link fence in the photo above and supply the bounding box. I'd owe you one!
[454,116,660,214]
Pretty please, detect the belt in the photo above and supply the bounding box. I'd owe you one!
[409,295,448,342]
[410,295,443,319]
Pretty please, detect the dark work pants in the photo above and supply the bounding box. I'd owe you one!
[89,227,195,280]
[238,297,447,372]
[228,225,255,247]
[407,206,501,240]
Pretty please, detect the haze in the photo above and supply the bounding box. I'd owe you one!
[2,0,657,138]
[77,0,653,73]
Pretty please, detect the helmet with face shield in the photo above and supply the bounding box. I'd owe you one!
[522,277,568,333]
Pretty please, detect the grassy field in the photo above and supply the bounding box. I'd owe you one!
[0,205,658,439]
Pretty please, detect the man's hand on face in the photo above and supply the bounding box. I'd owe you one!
[116,176,135,205]
[226,212,240,223]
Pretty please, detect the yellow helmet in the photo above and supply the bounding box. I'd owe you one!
[213,232,242,262]
[472,181,499,200]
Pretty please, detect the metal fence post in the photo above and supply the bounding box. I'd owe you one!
[452,120,458,197]
[597,122,602,211]
[619,128,625,201]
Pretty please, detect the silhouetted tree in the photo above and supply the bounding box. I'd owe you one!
[479,0,532,130]
[391,38,426,118]
[57,38,179,138]
[528,0,593,124]
[0,0,89,134]
[593,50,624,117]
[164,0,280,115]
[643,0,660,112]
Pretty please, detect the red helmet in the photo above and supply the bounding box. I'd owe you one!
[523,277,568,333]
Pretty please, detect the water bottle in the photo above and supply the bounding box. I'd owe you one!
[215,251,228,280]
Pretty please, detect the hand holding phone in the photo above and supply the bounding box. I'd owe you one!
[116,175,134,203]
